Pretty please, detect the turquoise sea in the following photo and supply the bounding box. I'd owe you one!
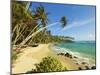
[52,41,96,63]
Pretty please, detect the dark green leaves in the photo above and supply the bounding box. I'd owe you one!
[60,16,67,27]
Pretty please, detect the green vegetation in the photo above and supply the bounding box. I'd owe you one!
[11,1,74,73]
[12,50,18,63]
[12,1,73,65]
[12,1,73,47]
[26,56,67,73]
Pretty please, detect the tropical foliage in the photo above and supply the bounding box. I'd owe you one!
[12,1,69,46]
[26,56,67,73]
[11,1,75,74]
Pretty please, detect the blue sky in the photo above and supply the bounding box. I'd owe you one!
[30,2,96,41]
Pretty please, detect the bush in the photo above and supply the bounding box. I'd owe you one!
[26,56,67,73]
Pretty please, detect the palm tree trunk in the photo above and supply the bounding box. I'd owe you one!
[26,2,31,11]
[19,22,58,46]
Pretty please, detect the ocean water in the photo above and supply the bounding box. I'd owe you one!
[52,41,96,63]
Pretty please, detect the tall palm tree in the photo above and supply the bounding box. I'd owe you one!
[33,4,49,32]
[19,4,49,45]
[26,4,49,32]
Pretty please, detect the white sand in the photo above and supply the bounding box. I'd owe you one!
[12,44,50,74]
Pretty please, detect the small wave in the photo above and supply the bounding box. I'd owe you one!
[51,46,70,53]
[51,45,95,65]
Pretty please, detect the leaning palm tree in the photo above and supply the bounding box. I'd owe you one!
[19,5,67,46]
[19,16,67,46]
[26,4,50,44]
[12,1,34,45]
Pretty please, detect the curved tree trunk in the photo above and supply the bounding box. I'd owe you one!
[19,22,58,46]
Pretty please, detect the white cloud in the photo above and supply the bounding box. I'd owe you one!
[61,17,95,31]
[88,34,95,40]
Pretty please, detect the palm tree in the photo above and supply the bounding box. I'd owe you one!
[12,1,35,45]
[33,4,49,32]
[60,16,67,27]
[19,5,67,46]
[26,2,31,11]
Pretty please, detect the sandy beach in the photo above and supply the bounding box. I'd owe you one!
[12,44,95,74]
[12,44,52,74]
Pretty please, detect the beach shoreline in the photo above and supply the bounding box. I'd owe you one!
[12,43,96,74]
[51,43,96,65]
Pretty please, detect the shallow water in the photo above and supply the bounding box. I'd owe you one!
[51,41,96,64]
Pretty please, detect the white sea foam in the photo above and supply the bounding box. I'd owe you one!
[51,45,95,65]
